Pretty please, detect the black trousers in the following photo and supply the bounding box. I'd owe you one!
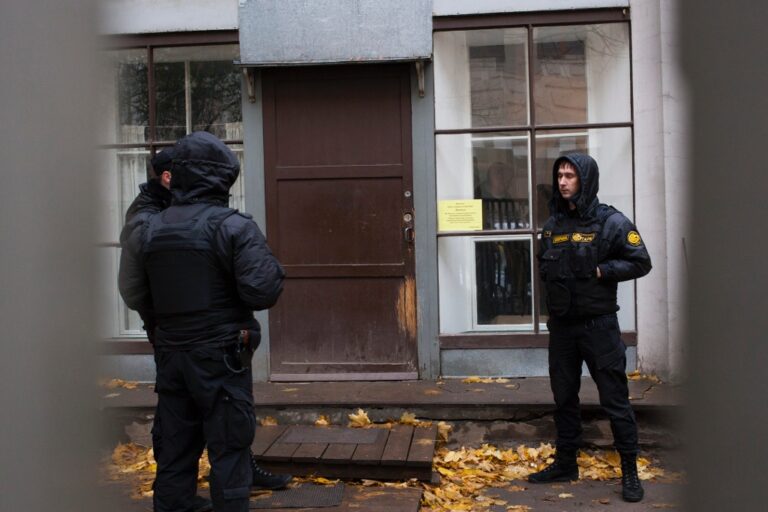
[547,313,638,455]
[152,346,255,512]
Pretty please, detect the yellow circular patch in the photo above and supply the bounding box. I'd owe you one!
[571,233,583,242]
[627,231,642,246]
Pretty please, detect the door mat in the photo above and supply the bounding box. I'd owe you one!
[250,483,345,509]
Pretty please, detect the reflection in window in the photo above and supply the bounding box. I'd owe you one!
[192,61,243,139]
[434,28,528,130]
[475,239,532,326]
[533,24,631,125]
[116,54,148,143]
[472,134,530,229]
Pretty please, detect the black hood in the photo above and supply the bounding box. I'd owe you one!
[169,131,240,204]
[550,153,600,219]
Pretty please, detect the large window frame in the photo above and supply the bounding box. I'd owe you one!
[433,9,638,349]
[99,31,243,353]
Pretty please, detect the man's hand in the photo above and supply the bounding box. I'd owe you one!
[596,266,602,279]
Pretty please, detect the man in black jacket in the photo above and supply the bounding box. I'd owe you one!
[528,154,652,503]
[119,131,290,512]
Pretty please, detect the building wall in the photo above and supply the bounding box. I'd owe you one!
[99,0,687,382]
[99,0,237,34]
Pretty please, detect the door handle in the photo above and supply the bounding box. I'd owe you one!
[404,226,415,243]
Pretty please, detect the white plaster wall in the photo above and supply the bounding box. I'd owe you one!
[660,0,689,383]
[433,0,629,16]
[99,0,238,35]
[631,0,688,381]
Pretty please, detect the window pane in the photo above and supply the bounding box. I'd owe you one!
[154,45,242,142]
[102,49,148,144]
[191,61,243,139]
[534,127,633,227]
[154,60,187,141]
[438,236,534,332]
[436,132,530,231]
[534,127,636,331]
[475,239,533,327]
[533,23,630,125]
[434,28,528,129]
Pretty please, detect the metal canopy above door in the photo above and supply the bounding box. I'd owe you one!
[263,64,418,381]
[238,0,432,66]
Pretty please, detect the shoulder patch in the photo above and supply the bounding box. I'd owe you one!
[627,231,642,246]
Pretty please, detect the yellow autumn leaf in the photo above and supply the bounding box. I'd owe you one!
[314,415,330,426]
[348,408,372,428]
[559,493,574,498]
[102,378,139,390]
[437,421,452,442]
[260,416,278,426]
[400,412,418,425]
[311,476,339,485]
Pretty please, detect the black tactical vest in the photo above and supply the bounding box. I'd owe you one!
[143,204,235,316]
[541,206,619,318]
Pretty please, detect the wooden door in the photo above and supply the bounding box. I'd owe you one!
[263,64,417,381]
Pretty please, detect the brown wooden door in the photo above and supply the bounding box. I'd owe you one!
[263,64,417,381]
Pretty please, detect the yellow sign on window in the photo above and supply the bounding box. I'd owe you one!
[438,199,483,231]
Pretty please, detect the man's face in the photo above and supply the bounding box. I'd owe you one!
[557,162,580,201]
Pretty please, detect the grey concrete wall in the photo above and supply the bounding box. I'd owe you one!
[412,62,441,379]
[441,348,637,377]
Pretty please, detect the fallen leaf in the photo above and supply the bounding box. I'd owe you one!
[400,412,418,425]
[437,421,452,442]
[102,378,139,390]
[559,492,574,498]
[103,393,120,399]
[348,408,372,428]
[281,387,299,392]
[260,416,278,426]
[424,389,442,395]
[314,415,330,426]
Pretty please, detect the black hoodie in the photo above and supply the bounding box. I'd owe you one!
[539,153,651,319]
[119,132,285,348]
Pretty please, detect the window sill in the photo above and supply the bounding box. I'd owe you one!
[440,331,637,350]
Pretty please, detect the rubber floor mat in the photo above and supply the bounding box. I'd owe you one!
[250,483,345,509]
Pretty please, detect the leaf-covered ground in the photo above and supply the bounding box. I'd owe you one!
[105,407,681,510]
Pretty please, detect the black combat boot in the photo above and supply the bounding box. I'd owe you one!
[620,453,644,502]
[527,449,579,483]
[251,454,293,490]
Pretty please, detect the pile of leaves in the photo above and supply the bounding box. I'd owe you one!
[421,443,669,511]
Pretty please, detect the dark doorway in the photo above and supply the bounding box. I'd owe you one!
[262,64,417,381]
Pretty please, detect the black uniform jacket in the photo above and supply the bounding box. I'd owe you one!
[538,153,651,319]
[119,131,285,348]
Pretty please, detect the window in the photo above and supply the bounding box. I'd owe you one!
[434,16,635,336]
[97,40,244,338]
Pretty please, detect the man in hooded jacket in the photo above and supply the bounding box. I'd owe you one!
[119,131,290,512]
[528,153,651,503]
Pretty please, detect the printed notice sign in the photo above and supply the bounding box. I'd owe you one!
[438,199,483,231]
